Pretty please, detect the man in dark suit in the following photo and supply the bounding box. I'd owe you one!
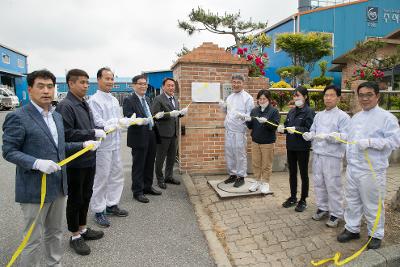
[123,74,162,203]
[2,70,99,266]
[151,78,188,189]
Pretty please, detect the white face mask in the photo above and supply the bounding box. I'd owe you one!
[259,102,269,109]
[294,99,304,107]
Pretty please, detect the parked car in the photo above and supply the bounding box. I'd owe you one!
[0,86,19,110]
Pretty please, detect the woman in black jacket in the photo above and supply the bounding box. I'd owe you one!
[278,86,315,212]
[246,90,280,194]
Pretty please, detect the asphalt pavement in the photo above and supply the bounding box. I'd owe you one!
[0,110,215,267]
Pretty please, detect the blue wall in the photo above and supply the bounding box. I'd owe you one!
[146,71,173,90]
[0,46,27,74]
[264,0,400,85]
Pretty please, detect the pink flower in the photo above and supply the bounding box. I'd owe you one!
[360,71,365,79]
[263,53,268,58]
[261,70,265,76]
[247,54,254,60]
[255,57,263,66]
[237,48,244,55]
[243,47,248,52]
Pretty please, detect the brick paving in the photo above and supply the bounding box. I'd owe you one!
[191,165,400,267]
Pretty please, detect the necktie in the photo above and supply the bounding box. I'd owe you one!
[169,97,176,109]
[141,97,153,129]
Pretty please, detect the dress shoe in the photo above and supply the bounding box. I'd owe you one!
[233,176,244,188]
[158,181,167,189]
[134,194,149,203]
[165,178,180,185]
[367,237,382,249]
[143,187,162,195]
[337,229,360,243]
[224,175,237,184]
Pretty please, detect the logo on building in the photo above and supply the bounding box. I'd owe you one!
[367,7,378,22]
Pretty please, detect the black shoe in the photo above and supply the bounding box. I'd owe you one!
[70,236,90,255]
[134,194,149,203]
[282,197,297,208]
[337,229,360,243]
[106,205,129,217]
[295,200,307,212]
[81,228,104,240]
[233,177,245,188]
[367,237,382,249]
[158,181,167,189]
[143,187,162,195]
[165,178,180,185]
[224,175,237,184]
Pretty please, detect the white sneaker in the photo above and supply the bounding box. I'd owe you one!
[260,183,270,194]
[248,181,259,192]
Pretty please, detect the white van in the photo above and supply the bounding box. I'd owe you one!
[0,86,19,110]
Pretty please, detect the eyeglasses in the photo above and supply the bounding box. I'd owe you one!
[358,93,375,99]
[135,82,147,86]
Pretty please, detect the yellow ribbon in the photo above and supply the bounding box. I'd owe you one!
[6,104,193,266]
[254,116,383,266]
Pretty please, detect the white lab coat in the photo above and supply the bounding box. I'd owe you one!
[344,105,400,238]
[88,90,124,213]
[224,90,254,177]
[310,107,350,218]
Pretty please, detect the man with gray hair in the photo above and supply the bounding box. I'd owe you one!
[219,74,254,187]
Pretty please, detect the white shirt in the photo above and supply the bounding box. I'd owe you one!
[224,90,254,133]
[89,90,121,151]
[310,106,350,158]
[346,105,400,171]
[31,100,58,146]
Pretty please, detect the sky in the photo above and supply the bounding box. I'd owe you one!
[0,0,298,77]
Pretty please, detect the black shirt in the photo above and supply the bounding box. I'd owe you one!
[284,105,315,151]
[246,104,280,144]
[56,92,96,168]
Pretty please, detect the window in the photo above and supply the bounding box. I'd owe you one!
[17,58,24,68]
[2,53,10,64]
[113,84,120,89]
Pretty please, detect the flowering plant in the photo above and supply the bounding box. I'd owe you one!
[345,65,385,89]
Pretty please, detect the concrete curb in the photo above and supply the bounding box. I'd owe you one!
[328,244,400,267]
[182,173,232,267]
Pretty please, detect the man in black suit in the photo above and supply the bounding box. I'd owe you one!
[151,78,188,189]
[123,74,162,203]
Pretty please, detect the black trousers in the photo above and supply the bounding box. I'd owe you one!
[131,131,156,196]
[155,136,177,182]
[287,150,310,201]
[66,166,95,232]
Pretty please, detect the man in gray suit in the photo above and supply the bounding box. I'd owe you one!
[151,78,188,189]
[2,70,99,266]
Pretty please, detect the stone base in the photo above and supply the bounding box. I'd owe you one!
[207,178,274,198]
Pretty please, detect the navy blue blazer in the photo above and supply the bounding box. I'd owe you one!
[2,102,82,203]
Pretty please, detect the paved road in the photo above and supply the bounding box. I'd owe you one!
[0,110,215,267]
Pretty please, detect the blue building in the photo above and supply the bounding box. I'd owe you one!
[263,0,400,85]
[0,43,28,104]
[56,69,173,103]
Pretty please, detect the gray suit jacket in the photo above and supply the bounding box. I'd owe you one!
[151,93,181,138]
[2,102,82,203]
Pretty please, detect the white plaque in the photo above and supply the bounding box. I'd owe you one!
[191,82,221,102]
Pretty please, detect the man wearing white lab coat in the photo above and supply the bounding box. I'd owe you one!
[337,81,400,249]
[89,67,128,228]
[220,74,254,188]
[303,85,350,228]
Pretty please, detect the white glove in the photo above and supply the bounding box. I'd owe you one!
[243,115,252,122]
[277,125,285,133]
[34,159,61,174]
[119,113,136,128]
[104,124,118,132]
[234,111,246,120]
[326,132,344,143]
[169,110,181,118]
[357,139,370,150]
[256,117,268,124]
[286,127,296,134]
[302,132,315,141]
[94,129,106,139]
[133,117,149,126]
[218,99,227,109]
[154,111,165,119]
[179,107,188,116]
[314,133,328,141]
[83,140,101,151]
